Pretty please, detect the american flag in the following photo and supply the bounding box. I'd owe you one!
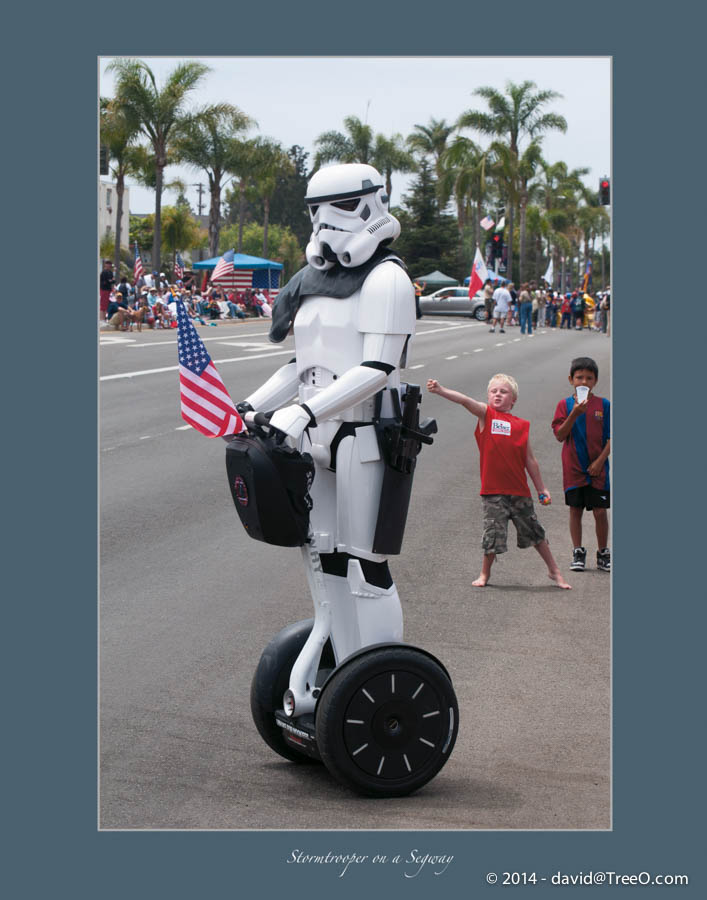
[211,249,235,283]
[480,215,495,231]
[176,299,245,438]
[174,251,185,280]
[206,264,280,298]
[134,243,144,281]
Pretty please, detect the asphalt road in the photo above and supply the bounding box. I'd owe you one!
[100,315,611,830]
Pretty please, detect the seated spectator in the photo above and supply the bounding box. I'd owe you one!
[107,290,129,321]
[134,292,152,331]
[255,289,272,318]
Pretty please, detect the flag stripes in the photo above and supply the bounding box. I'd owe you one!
[176,298,244,438]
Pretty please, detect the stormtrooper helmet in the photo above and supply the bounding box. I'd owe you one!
[305,163,401,270]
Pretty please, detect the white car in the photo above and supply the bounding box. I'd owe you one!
[419,287,487,320]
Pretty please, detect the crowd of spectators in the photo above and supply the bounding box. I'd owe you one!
[100,261,274,331]
[484,278,610,335]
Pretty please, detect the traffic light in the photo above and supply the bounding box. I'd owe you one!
[599,177,610,205]
[100,145,109,175]
[491,232,503,259]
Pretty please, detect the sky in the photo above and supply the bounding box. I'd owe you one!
[99,55,611,216]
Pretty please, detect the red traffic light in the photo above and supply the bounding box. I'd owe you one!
[599,177,611,205]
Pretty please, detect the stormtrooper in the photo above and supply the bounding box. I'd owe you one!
[226,163,458,796]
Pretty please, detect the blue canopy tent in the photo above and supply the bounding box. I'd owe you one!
[192,253,284,294]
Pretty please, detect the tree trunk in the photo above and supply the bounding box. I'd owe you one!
[238,181,246,253]
[506,202,515,283]
[153,158,164,271]
[518,192,527,285]
[472,200,479,256]
[114,171,125,275]
[262,196,270,258]
[209,174,221,258]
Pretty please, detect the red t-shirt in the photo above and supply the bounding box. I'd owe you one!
[474,409,531,496]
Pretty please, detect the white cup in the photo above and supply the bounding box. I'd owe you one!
[576,385,590,403]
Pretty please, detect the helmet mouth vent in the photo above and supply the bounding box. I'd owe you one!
[367,216,391,234]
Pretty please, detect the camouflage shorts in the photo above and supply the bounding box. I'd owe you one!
[481,495,546,555]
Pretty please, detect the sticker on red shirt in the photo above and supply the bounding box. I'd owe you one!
[491,418,511,436]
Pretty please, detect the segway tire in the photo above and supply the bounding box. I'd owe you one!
[250,619,320,764]
[315,646,458,797]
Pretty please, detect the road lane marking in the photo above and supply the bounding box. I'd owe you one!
[409,364,425,369]
[445,355,458,360]
[100,348,293,381]
[218,341,279,351]
[123,328,274,348]
[414,322,481,336]
[101,320,547,381]
[495,342,506,347]
[100,336,137,345]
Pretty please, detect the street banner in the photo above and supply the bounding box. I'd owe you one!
[468,246,489,298]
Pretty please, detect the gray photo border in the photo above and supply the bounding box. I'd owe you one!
[9,1,702,897]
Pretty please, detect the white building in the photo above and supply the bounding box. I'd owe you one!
[98,180,130,251]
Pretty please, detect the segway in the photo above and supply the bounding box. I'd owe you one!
[225,388,459,797]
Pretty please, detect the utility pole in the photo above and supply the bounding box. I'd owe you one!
[193,183,205,217]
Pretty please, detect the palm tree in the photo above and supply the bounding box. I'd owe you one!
[458,80,567,283]
[161,205,206,274]
[407,117,455,205]
[229,137,266,253]
[100,97,140,272]
[106,59,210,270]
[173,103,254,257]
[537,160,589,289]
[438,136,489,250]
[313,115,374,169]
[371,133,416,201]
[516,140,544,284]
[250,139,294,258]
[407,117,454,176]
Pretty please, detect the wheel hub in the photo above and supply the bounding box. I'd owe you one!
[342,669,446,779]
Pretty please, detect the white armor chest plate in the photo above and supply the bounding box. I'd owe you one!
[293,292,364,376]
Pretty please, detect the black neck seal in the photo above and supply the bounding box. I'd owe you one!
[269,247,407,343]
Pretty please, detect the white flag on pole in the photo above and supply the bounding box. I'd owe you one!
[468,246,489,297]
[542,259,554,286]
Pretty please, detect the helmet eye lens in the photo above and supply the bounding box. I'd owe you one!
[332,198,361,212]
[308,204,319,217]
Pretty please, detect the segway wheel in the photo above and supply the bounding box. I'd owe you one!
[315,646,458,796]
[250,619,324,763]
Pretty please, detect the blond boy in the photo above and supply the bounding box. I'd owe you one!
[427,374,571,589]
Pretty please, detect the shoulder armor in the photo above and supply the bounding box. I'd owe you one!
[358,261,416,335]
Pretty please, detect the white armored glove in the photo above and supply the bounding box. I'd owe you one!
[268,403,314,441]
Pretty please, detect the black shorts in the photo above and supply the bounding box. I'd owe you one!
[565,485,610,510]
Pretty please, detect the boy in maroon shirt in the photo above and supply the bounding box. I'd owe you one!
[427,374,571,589]
[552,357,611,572]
